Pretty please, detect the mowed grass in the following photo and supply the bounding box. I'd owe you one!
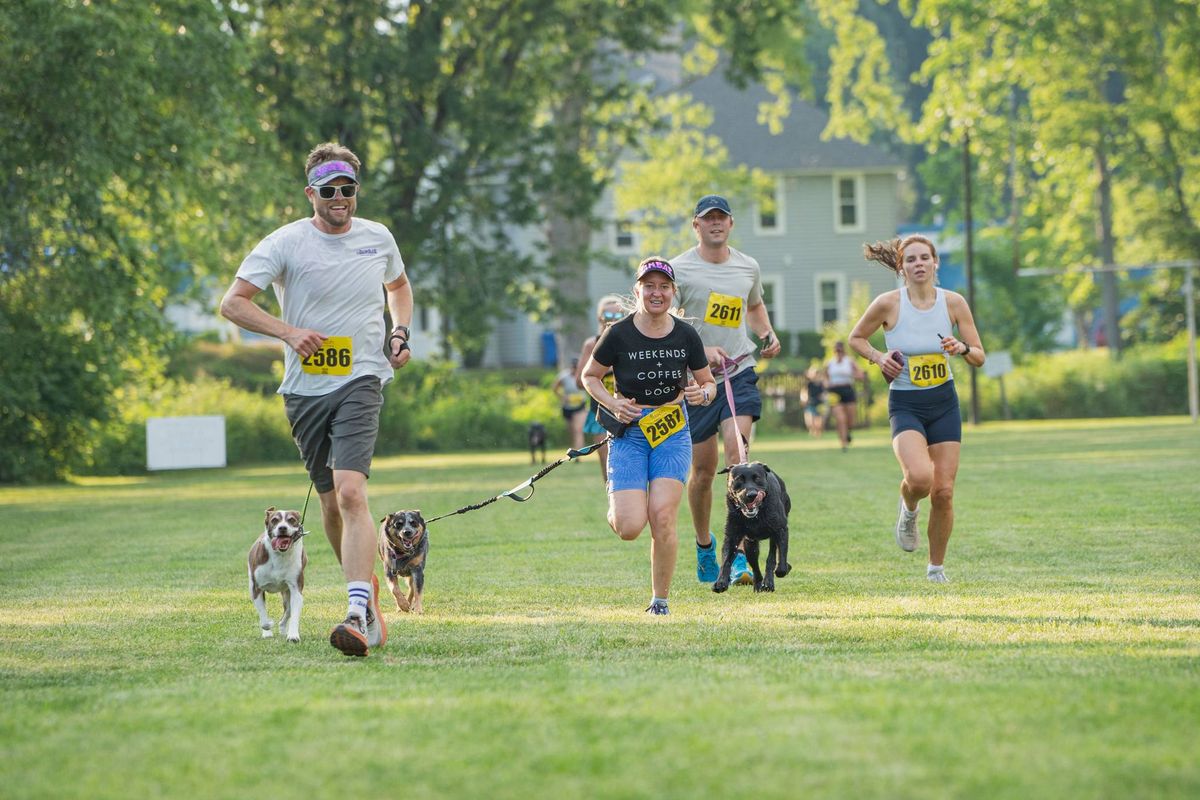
[1,417,1197,799]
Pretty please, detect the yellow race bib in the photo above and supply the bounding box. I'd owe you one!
[907,353,950,388]
[301,336,352,376]
[602,373,617,396]
[638,404,685,448]
[704,291,744,328]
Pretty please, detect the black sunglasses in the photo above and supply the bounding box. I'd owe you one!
[312,183,358,200]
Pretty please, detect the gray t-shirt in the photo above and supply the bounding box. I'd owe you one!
[236,217,405,396]
[669,245,763,382]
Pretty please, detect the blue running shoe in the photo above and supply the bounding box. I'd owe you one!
[731,551,754,585]
[696,536,719,582]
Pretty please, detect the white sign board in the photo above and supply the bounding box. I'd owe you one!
[982,350,1013,379]
[146,416,227,471]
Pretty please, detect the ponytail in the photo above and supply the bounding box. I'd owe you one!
[863,235,938,279]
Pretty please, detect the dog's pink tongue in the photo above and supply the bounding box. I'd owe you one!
[749,492,766,508]
[274,538,291,551]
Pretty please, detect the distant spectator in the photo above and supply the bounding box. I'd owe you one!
[825,341,865,452]
[802,360,827,438]
[578,295,627,480]
[553,357,587,452]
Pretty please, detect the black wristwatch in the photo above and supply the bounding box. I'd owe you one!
[387,324,411,354]
[959,342,970,357]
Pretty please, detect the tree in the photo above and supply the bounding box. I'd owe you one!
[0,0,281,481]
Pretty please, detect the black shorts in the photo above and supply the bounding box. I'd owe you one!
[686,368,762,443]
[283,376,384,492]
[828,384,857,404]
[888,381,961,445]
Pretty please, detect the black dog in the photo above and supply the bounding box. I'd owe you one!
[378,510,430,614]
[712,462,792,593]
[528,422,547,464]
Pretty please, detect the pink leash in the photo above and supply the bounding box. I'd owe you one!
[720,356,749,465]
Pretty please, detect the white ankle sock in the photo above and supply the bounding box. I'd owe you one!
[346,580,371,620]
[927,564,944,574]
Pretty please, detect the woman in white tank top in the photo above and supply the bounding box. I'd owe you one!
[847,235,986,584]
[824,340,865,452]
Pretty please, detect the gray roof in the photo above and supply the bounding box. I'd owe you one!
[681,70,904,173]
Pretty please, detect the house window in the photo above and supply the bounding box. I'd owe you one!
[754,178,786,236]
[814,273,845,325]
[614,221,635,252]
[833,174,865,233]
[759,275,784,329]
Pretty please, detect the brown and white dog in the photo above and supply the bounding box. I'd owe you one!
[248,507,308,642]
[378,510,429,614]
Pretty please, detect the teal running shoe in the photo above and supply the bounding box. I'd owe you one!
[696,536,719,582]
[731,551,754,585]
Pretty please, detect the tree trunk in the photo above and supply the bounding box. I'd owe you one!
[1094,145,1121,357]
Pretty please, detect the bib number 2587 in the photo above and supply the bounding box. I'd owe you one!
[638,404,685,448]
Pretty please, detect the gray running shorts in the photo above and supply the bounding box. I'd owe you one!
[283,376,384,493]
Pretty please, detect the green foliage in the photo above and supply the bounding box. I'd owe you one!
[69,361,572,477]
[0,0,285,483]
[165,340,283,395]
[860,342,1191,424]
[975,344,1191,420]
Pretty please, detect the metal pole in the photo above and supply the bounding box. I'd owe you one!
[1186,266,1198,422]
[963,129,979,424]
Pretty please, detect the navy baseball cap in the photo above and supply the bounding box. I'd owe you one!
[636,257,675,282]
[693,194,732,218]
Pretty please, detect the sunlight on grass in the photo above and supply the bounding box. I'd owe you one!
[1,418,1198,799]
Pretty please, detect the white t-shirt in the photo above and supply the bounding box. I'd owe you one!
[236,217,405,396]
[669,245,763,382]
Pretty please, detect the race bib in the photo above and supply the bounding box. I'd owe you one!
[565,392,585,408]
[301,336,352,376]
[638,404,685,448]
[704,291,744,328]
[602,374,616,396]
[907,353,950,388]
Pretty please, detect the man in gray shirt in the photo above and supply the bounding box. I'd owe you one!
[221,142,413,657]
[671,195,781,584]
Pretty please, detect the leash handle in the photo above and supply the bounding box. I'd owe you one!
[722,357,749,466]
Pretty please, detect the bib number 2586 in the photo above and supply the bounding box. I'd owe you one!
[301,336,352,376]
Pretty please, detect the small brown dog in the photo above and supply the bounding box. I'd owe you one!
[248,507,308,641]
[378,510,429,614]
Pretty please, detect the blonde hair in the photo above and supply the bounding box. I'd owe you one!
[863,235,938,278]
[595,294,625,320]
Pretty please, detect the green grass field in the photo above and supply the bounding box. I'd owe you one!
[1,417,1197,799]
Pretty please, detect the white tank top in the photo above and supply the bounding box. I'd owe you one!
[825,357,855,387]
[884,288,954,392]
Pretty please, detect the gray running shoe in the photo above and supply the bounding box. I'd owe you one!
[329,614,369,657]
[895,497,919,552]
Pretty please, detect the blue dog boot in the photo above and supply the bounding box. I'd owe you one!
[732,551,753,585]
[696,535,719,582]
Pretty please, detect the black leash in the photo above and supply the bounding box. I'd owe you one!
[424,438,610,525]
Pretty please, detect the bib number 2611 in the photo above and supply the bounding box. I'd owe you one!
[704,292,744,328]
